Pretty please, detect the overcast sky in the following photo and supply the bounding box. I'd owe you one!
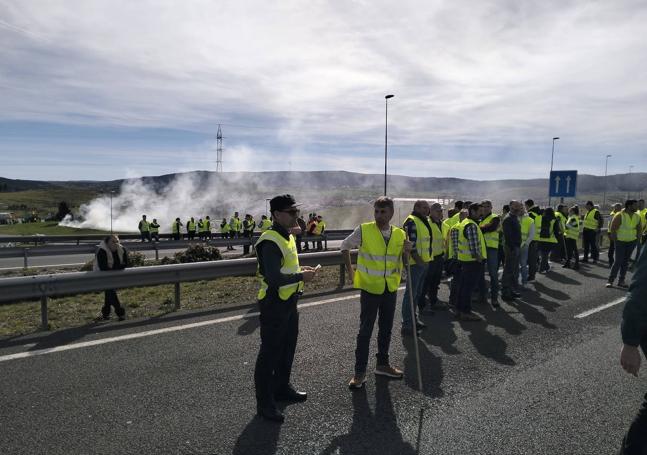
[1,0,646,181]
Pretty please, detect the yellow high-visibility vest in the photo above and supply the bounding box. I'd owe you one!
[354,222,405,295]
[615,211,640,242]
[220,223,230,234]
[150,223,159,233]
[139,220,150,232]
[256,230,303,301]
[479,213,500,249]
[457,219,486,262]
[520,215,534,243]
[583,209,599,230]
[187,220,196,231]
[172,222,181,234]
[555,212,567,232]
[535,215,558,243]
[404,215,431,263]
[259,219,272,231]
[429,219,444,258]
[565,215,580,240]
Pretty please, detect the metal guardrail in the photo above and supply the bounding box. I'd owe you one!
[0,229,354,245]
[0,232,353,268]
[0,250,357,330]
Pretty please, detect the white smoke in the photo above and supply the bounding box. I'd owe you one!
[60,172,269,233]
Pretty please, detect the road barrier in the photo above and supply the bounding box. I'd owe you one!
[0,232,353,268]
[0,250,357,330]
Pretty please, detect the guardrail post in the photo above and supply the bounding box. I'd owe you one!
[324,235,328,251]
[40,296,48,330]
[174,282,181,310]
[338,263,346,288]
[154,243,159,261]
[23,249,29,269]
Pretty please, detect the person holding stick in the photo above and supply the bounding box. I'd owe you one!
[342,196,412,389]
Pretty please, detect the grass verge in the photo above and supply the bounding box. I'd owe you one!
[0,264,348,338]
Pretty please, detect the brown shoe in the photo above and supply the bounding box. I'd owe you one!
[375,364,404,379]
[348,374,366,389]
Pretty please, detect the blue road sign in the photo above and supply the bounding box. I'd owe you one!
[549,170,577,198]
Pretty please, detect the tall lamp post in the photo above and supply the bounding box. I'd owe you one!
[628,165,634,199]
[384,94,394,196]
[548,136,560,206]
[603,154,612,209]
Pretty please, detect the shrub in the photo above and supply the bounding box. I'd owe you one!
[173,243,222,263]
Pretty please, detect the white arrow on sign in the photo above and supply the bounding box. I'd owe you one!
[554,175,561,193]
[565,175,572,193]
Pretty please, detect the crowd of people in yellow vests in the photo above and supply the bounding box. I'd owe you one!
[135,211,327,252]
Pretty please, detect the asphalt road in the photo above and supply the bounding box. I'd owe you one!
[0,241,345,270]
[0,259,644,454]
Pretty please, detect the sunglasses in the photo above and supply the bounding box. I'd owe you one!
[280,208,299,215]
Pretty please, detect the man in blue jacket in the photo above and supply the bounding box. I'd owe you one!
[619,245,647,453]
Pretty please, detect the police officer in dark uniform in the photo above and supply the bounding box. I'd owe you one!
[254,194,318,423]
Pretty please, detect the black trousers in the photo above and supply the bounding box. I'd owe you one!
[609,239,616,267]
[419,255,444,309]
[254,295,299,407]
[188,230,195,240]
[619,342,647,454]
[538,241,554,272]
[243,233,252,254]
[583,228,599,261]
[354,290,396,374]
[527,241,539,280]
[172,233,180,241]
[457,261,482,314]
[102,290,125,318]
[565,238,579,265]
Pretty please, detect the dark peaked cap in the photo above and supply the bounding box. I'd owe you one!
[270,194,299,212]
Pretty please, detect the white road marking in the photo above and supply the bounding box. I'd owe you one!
[0,263,85,271]
[574,297,626,319]
[0,287,404,363]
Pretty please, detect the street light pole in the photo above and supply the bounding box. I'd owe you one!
[548,136,560,206]
[384,94,394,196]
[628,165,634,199]
[603,154,612,209]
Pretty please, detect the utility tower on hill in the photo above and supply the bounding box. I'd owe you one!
[216,124,223,173]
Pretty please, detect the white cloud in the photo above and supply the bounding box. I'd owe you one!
[1,0,647,179]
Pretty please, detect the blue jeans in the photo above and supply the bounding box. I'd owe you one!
[478,247,499,299]
[609,240,636,283]
[401,263,427,330]
[519,244,529,285]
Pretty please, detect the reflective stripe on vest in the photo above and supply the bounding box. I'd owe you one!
[457,219,486,262]
[583,209,599,230]
[616,211,639,242]
[536,216,557,243]
[429,220,444,257]
[256,230,303,301]
[404,215,431,263]
[478,213,500,249]
[565,216,580,240]
[353,222,405,295]
[520,215,533,243]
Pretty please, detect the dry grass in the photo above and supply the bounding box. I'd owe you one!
[0,264,348,337]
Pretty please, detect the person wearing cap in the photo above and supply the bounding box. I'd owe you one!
[254,194,318,423]
[341,196,412,389]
